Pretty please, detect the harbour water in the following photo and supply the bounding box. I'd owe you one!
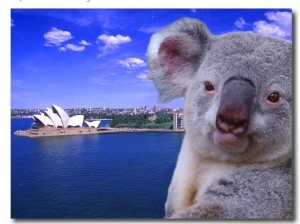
[11,118,184,219]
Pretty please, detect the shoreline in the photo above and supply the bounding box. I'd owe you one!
[14,127,185,138]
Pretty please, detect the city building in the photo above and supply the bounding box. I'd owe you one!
[173,113,184,130]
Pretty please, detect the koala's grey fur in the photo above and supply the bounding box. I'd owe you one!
[147,18,292,219]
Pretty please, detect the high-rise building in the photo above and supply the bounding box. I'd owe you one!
[173,113,184,130]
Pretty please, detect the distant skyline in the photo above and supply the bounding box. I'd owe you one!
[11,9,292,109]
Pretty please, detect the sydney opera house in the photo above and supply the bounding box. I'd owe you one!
[32,104,101,129]
[15,104,105,137]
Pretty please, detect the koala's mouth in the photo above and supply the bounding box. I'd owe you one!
[213,130,248,154]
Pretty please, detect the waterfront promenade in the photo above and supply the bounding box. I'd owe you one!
[14,127,184,138]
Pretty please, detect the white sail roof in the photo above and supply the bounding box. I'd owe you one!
[32,104,86,128]
[68,115,84,127]
[52,104,70,128]
[44,108,63,128]
[33,113,54,127]
[84,120,101,128]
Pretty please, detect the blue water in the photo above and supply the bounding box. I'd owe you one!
[11,118,184,219]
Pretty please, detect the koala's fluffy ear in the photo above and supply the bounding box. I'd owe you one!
[147,18,211,102]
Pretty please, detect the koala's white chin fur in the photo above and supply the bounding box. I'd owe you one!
[213,130,248,154]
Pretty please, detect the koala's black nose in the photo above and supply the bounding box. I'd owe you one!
[216,78,255,136]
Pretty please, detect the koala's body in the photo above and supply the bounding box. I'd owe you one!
[147,18,292,219]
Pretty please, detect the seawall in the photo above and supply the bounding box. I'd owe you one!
[14,127,184,138]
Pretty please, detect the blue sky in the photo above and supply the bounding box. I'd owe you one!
[11,9,292,110]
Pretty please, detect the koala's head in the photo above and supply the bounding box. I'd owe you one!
[147,18,292,163]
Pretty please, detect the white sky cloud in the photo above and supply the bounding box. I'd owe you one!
[79,40,92,46]
[253,11,292,39]
[65,44,85,52]
[118,58,146,68]
[11,19,15,27]
[234,17,247,29]
[44,29,87,52]
[44,27,73,47]
[137,72,150,82]
[97,34,131,50]
[59,47,67,52]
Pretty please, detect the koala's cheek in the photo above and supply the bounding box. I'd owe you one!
[213,130,249,154]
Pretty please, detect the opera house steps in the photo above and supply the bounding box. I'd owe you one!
[14,126,109,138]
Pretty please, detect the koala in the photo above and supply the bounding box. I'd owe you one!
[147,18,292,219]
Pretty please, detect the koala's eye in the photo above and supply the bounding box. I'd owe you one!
[267,92,280,103]
[204,81,214,91]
